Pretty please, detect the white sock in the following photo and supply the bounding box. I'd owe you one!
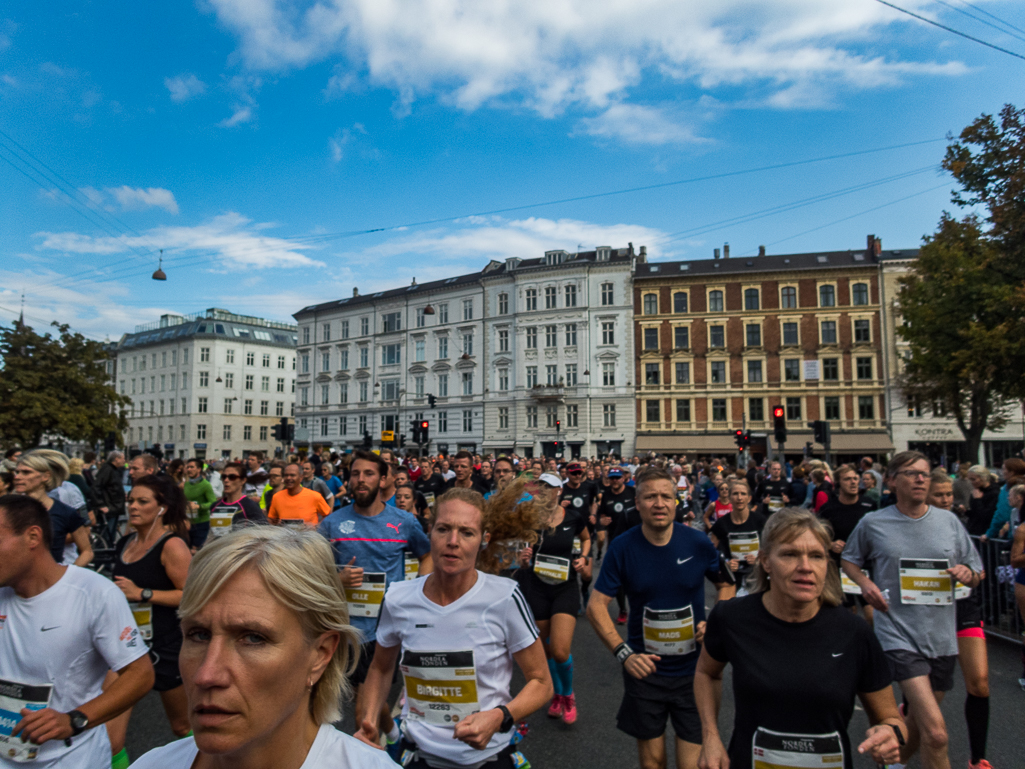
[386,723,400,742]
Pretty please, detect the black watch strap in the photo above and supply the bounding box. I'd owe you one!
[614,643,633,665]
[890,723,905,746]
[68,710,89,736]
[497,704,514,733]
[141,588,153,602]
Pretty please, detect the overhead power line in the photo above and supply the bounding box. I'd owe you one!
[874,0,1025,60]
[954,0,1025,37]
[934,0,1025,43]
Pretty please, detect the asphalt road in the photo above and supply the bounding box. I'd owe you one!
[125,575,1024,767]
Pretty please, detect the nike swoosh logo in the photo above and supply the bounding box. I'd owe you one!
[832,652,843,657]
[562,526,572,531]
[41,626,60,632]
[677,557,693,564]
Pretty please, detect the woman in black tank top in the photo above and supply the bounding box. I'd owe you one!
[110,475,193,748]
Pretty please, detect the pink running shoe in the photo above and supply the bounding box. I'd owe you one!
[562,694,577,724]
[547,695,564,718]
[968,760,993,769]
[616,611,627,624]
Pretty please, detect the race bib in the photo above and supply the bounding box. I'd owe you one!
[424,492,436,509]
[401,649,479,726]
[768,496,785,514]
[404,552,419,581]
[210,510,234,537]
[841,569,870,595]
[643,605,695,656]
[900,558,953,605]
[534,554,570,584]
[752,727,844,769]
[955,583,972,601]
[279,518,307,530]
[129,601,153,641]
[729,531,760,559]
[343,572,387,617]
[572,537,582,557]
[0,679,52,762]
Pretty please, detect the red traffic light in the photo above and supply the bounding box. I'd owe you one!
[735,429,744,437]
[420,420,429,429]
[773,406,785,419]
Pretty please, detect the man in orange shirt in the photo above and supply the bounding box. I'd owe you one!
[267,462,330,527]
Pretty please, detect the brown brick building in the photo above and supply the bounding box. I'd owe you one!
[632,239,895,461]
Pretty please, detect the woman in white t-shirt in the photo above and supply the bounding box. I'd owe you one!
[355,482,554,768]
[129,527,396,769]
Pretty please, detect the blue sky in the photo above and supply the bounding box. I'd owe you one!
[1,0,1021,340]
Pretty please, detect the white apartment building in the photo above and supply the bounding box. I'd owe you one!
[113,308,297,461]
[293,274,486,454]
[480,245,638,459]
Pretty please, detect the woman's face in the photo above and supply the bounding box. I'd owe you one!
[127,485,162,529]
[394,487,415,512]
[861,472,875,489]
[728,485,749,510]
[762,529,828,605]
[431,500,484,576]
[927,482,954,511]
[13,463,48,496]
[968,473,985,489]
[179,568,338,756]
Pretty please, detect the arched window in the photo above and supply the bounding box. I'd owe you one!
[708,290,724,312]
[643,294,658,315]
[744,288,760,311]
[673,292,688,313]
[819,285,836,307]
[781,286,797,309]
[852,283,869,306]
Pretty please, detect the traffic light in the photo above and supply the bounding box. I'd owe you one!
[427,394,437,408]
[399,434,406,448]
[743,430,752,448]
[277,417,289,443]
[271,423,281,441]
[810,420,830,445]
[285,424,294,442]
[419,420,429,445]
[734,429,745,448]
[773,406,787,443]
[362,430,372,449]
[555,420,561,433]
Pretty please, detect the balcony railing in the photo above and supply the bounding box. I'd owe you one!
[529,385,565,401]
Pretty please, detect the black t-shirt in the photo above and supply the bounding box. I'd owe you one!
[597,485,636,538]
[415,472,446,500]
[524,508,588,586]
[710,511,767,576]
[210,495,268,529]
[561,481,598,521]
[443,476,491,496]
[703,594,892,769]
[754,478,794,516]
[817,494,876,564]
[48,499,88,563]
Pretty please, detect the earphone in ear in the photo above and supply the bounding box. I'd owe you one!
[157,507,165,515]
[480,537,490,551]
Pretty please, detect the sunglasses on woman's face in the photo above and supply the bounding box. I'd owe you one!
[222,474,244,481]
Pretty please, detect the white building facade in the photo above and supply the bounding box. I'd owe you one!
[114,309,297,461]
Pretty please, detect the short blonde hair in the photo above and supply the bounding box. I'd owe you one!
[748,507,843,607]
[178,526,360,724]
[69,458,84,475]
[18,449,69,492]
[967,464,991,484]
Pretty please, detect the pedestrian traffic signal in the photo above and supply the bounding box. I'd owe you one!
[419,420,429,444]
[555,420,561,434]
[810,420,830,445]
[427,394,437,408]
[734,429,745,448]
[773,406,787,444]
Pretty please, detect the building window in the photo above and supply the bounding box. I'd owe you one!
[544,286,556,309]
[645,362,660,385]
[565,324,577,346]
[223,424,232,441]
[300,387,309,407]
[498,293,509,315]
[858,396,875,420]
[181,397,187,412]
[360,317,369,335]
[744,288,760,310]
[437,304,448,324]
[200,347,210,363]
[781,286,797,309]
[499,407,509,429]
[225,349,235,364]
[545,405,558,428]
[197,424,206,440]
[462,299,473,321]
[339,383,348,405]
[708,290,724,312]
[824,396,841,420]
[358,415,367,435]
[566,404,578,428]
[746,323,761,347]
[545,326,557,348]
[601,322,615,345]
[674,327,689,349]
[341,320,349,338]
[786,397,802,420]
[646,400,660,423]
[259,425,268,441]
[301,354,310,374]
[261,376,270,392]
[321,352,330,372]
[854,319,870,343]
[243,425,253,441]
[526,366,538,388]
[494,368,507,391]
[602,363,615,387]
[359,382,368,402]
[676,399,691,422]
[749,397,764,421]
[438,337,449,359]
[673,292,687,313]
[822,358,839,380]
[321,384,330,405]
[907,397,923,418]
[462,333,473,356]
[712,398,727,422]
[565,364,577,386]
[710,360,726,384]
[603,404,616,427]
[546,365,558,386]
[643,294,658,315]
[819,285,836,307]
[277,355,286,369]
[199,371,209,387]
[675,361,690,384]
[496,329,508,352]
[260,400,269,415]
[414,376,425,398]
[524,327,537,349]
[382,344,401,365]
[564,284,577,307]
[276,377,285,393]
[820,321,837,345]
[747,360,762,382]
[438,374,448,397]
[302,327,311,345]
[852,282,869,306]
[856,357,873,380]
[784,359,801,382]
[644,328,659,351]
[244,399,253,415]
[526,406,538,429]
[601,283,614,306]
[244,351,254,366]
[414,340,426,362]
[709,325,725,348]
[525,289,537,311]
[462,372,473,395]
[198,397,208,413]
[275,401,284,416]
[782,322,799,346]
[462,410,473,431]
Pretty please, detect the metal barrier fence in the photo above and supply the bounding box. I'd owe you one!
[969,535,1023,644]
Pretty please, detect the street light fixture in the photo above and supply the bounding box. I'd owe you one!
[151,249,167,281]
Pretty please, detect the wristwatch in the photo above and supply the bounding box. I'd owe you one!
[496,704,514,733]
[68,710,89,736]
[140,588,153,602]
[614,643,634,665]
[890,723,905,746]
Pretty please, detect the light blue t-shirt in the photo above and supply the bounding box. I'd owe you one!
[318,503,431,635]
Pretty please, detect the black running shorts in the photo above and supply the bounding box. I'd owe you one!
[616,669,701,743]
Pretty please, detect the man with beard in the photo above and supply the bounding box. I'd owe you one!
[318,450,432,757]
[597,467,636,623]
[753,461,793,517]
[445,451,491,495]
[414,458,446,510]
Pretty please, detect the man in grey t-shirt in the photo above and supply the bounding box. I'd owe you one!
[301,460,335,508]
[842,451,983,769]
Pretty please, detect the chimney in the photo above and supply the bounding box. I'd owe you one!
[713,248,720,259]
[866,234,875,258]
[411,277,417,286]
[639,245,647,261]
[628,242,634,256]
[353,287,359,297]
[723,242,730,259]
[758,245,765,257]
[874,237,882,256]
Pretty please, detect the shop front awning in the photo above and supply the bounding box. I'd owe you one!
[635,434,740,453]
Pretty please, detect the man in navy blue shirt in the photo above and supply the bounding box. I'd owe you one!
[587,466,730,769]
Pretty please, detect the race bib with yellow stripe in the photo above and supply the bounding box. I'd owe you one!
[752,727,844,769]
[643,605,695,656]
[404,552,419,581]
[840,569,870,595]
[0,678,52,762]
[343,572,387,618]
[401,649,480,726]
[534,554,570,584]
[210,510,234,537]
[729,531,760,559]
[129,601,153,641]
[899,558,953,605]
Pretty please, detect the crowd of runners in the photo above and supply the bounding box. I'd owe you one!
[0,442,1021,769]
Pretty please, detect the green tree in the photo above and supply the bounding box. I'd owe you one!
[0,320,129,450]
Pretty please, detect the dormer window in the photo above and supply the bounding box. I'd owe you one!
[544,250,568,266]
[596,246,611,261]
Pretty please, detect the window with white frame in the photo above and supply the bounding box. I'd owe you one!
[438,337,449,358]
[565,364,577,386]
[498,293,509,315]
[341,320,349,338]
[525,327,537,349]
[603,403,616,427]
[498,407,509,429]
[438,304,449,324]
[643,294,658,315]
[382,344,401,365]
[566,403,578,427]
[321,352,330,371]
[415,376,425,398]
[438,373,448,397]
[416,308,426,328]
[462,333,473,356]
[564,284,577,307]
[526,366,538,388]
[545,405,558,428]
[340,349,349,369]
[462,409,472,431]
[462,372,473,395]
[545,325,557,348]
[498,329,509,352]
[462,299,473,321]
[819,285,836,307]
[359,347,369,367]
[601,283,614,306]
[820,321,837,345]
[525,289,537,311]
[525,406,538,428]
[360,317,369,335]
[564,324,577,346]
[852,282,869,306]
[602,362,615,386]
[439,411,448,432]
[708,290,724,312]
[545,286,556,309]
[359,382,368,402]
[260,400,269,415]
[744,288,760,311]
[546,365,558,386]
[601,321,615,345]
[498,369,509,391]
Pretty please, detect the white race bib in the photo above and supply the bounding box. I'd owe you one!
[534,554,570,584]
[729,531,760,560]
[280,518,307,530]
[900,558,953,605]
[401,649,479,726]
[210,510,234,537]
[129,601,153,641]
[643,605,695,656]
[840,569,870,595]
[424,492,436,508]
[343,572,387,617]
[954,582,972,601]
[0,679,52,762]
[404,552,419,581]
[572,537,582,557]
[752,727,844,769]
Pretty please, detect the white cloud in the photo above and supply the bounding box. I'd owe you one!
[165,73,207,102]
[328,123,376,163]
[34,212,323,269]
[204,0,963,119]
[0,19,16,51]
[218,105,254,127]
[108,186,180,214]
[574,104,706,145]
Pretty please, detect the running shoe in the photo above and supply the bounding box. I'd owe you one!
[968,760,993,769]
[1019,677,1025,691]
[562,694,577,724]
[616,611,627,624]
[385,717,403,763]
[546,695,564,718]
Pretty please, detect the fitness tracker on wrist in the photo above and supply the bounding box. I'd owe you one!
[890,723,905,746]
[614,643,633,665]
[68,710,89,736]
[497,705,514,733]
